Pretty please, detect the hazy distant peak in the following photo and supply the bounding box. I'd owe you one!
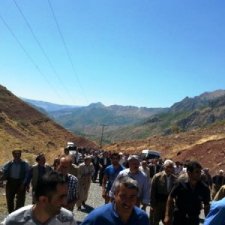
[88,102,105,108]
[22,98,80,112]
[198,90,225,100]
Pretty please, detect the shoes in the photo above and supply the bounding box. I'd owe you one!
[82,201,86,207]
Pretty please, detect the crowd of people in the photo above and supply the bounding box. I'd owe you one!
[0,146,225,225]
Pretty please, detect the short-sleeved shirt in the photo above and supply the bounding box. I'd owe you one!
[110,169,151,205]
[104,165,125,192]
[170,181,210,217]
[3,205,77,225]
[80,202,149,225]
[203,197,225,225]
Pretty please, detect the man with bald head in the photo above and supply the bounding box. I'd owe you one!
[57,156,79,211]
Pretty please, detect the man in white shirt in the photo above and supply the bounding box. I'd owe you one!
[3,171,77,225]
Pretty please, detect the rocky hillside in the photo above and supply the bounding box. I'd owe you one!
[105,121,225,175]
[0,85,97,164]
[3,85,225,174]
[104,90,225,142]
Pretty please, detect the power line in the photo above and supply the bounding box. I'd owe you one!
[0,12,64,103]
[12,0,78,105]
[99,124,107,148]
[47,0,89,103]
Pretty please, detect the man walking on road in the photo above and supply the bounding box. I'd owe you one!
[0,150,30,213]
[110,155,150,210]
[164,160,210,225]
[102,152,125,203]
[2,171,77,225]
[150,159,177,225]
[80,176,149,225]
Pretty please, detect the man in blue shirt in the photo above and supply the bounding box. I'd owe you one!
[81,176,149,225]
[203,197,225,225]
[102,153,125,203]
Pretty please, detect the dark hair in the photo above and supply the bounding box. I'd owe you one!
[34,171,68,201]
[110,152,120,159]
[114,176,139,193]
[186,160,202,173]
[36,153,44,162]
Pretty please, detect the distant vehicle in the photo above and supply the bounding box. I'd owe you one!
[66,142,76,150]
[140,149,161,160]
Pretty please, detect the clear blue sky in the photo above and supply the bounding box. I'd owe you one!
[0,0,225,108]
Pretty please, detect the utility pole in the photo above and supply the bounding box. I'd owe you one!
[99,124,107,149]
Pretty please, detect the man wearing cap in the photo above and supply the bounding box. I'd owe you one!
[24,153,52,203]
[0,150,30,213]
[110,154,150,210]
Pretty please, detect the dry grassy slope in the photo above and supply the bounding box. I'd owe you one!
[104,122,225,175]
[0,85,97,164]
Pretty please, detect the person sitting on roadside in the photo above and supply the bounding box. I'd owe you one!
[80,176,149,225]
[2,171,78,225]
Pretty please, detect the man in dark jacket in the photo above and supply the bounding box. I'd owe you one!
[164,160,210,225]
[0,150,30,213]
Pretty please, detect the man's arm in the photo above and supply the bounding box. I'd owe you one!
[164,195,174,225]
[204,203,210,218]
[150,174,157,211]
[141,174,151,209]
[102,173,108,199]
[213,185,225,201]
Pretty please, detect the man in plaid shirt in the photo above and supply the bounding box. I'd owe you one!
[57,156,79,211]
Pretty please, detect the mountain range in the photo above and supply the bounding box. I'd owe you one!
[24,89,225,145]
[2,85,225,173]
